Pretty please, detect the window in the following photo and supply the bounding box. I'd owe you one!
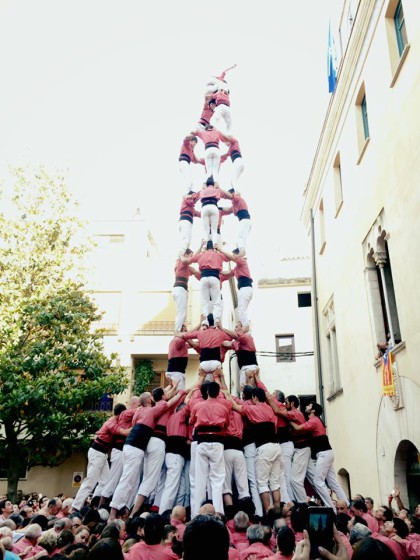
[333,152,343,216]
[355,84,370,162]
[319,199,326,254]
[298,293,312,308]
[323,297,342,397]
[275,334,295,362]
[385,0,410,86]
[365,240,402,350]
[361,96,370,140]
[394,1,408,56]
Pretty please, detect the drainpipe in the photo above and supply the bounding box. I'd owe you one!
[311,208,325,416]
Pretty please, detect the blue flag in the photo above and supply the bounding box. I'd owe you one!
[328,22,338,93]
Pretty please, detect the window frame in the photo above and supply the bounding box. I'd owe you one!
[297,292,312,308]
[275,334,296,363]
[394,1,407,56]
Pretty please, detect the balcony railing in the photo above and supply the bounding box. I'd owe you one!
[135,321,174,336]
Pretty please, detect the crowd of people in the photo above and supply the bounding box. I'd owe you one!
[0,488,419,559]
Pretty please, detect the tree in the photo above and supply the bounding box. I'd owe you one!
[0,166,128,502]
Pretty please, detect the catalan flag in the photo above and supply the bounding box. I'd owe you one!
[381,348,395,397]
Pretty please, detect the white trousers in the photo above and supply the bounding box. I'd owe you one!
[200,360,221,374]
[137,437,166,498]
[278,450,291,504]
[243,443,263,517]
[178,219,193,252]
[280,441,294,503]
[239,365,258,387]
[172,286,188,332]
[210,104,232,133]
[200,276,221,320]
[178,160,194,193]
[176,459,190,507]
[204,147,221,181]
[237,286,253,327]
[101,448,123,499]
[189,441,198,515]
[231,157,244,190]
[201,204,219,244]
[255,442,282,494]
[314,449,348,509]
[194,441,225,516]
[223,449,250,499]
[159,453,186,514]
[110,445,144,511]
[165,371,186,390]
[291,447,311,503]
[237,219,252,251]
[73,448,110,510]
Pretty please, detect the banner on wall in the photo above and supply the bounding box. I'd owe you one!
[381,349,395,397]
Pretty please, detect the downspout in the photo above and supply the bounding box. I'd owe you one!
[311,208,325,416]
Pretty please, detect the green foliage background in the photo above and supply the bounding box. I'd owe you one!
[0,166,127,501]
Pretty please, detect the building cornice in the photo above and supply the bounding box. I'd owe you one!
[258,277,311,288]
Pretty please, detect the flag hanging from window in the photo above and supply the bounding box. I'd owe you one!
[381,348,395,397]
[328,22,338,93]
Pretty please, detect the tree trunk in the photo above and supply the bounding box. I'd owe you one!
[4,420,25,504]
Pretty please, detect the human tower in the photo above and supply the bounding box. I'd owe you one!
[72,67,349,526]
[169,64,255,390]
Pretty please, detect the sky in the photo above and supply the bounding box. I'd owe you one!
[0,0,341,279]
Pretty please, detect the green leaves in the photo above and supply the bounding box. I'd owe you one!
[0,166,127,494]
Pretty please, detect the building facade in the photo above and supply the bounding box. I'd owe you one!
[302,0,420,508]
[250,257,315,404]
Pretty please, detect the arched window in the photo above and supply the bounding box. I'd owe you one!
[394,440,420,511]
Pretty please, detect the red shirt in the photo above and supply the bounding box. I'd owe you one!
[183,327,232,349]
[239,542,273,560]
[118,409,138,430]
[233,258,252,280]
[298,415,326,437]
[214,90,230,107]
[228,137,241,155]
[199,184,222,201]
[128,541,178,560]
[361,512,379,533]
[196,128,224,148]
[372,534,408,560]
[170,518,187,540]
[166,406,189,438]
[174,259,194,280]
[179,193,200,216]
[225,409,243,439]
[190,251,228,272]
[95,415,120,444]
[199,100,214,126]
[190,398,231,429]
[13,539,46,559]
[132,401,168,428]
[232,333,256,353]
[168,336,189,359]
[179,138,201,164]
[232,194,249,215]
[242,402,277,425]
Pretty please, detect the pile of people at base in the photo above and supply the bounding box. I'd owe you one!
[0,491,419,559]
[71,367,351,524]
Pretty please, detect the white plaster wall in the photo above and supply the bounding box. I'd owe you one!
[303,1,420,504]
